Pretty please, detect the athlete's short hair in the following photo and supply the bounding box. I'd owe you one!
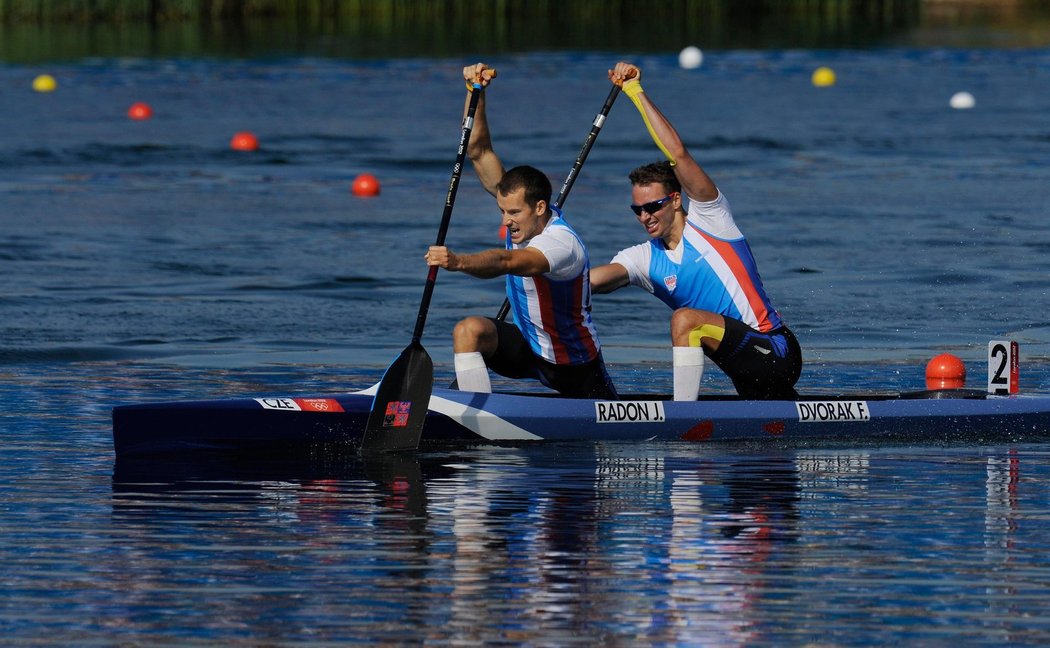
[497,165,552,209]
[629,161,681,195]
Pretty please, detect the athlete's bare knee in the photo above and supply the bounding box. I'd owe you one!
[670,309,705,341]
[453,316,496,353]
[671,309,723,349]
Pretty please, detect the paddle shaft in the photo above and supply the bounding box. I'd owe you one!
[413,84,484,342]
[361,84,484,454]
[494,83,622,321]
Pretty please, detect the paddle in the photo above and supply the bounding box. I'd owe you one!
[360,80,488,454]
[493,80,626,321]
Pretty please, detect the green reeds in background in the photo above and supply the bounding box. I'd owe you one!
[1,0,1046,23]
[0,0,924,22]
[2,0,1049,62]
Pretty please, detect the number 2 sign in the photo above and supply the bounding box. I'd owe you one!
[987,340,1019,395]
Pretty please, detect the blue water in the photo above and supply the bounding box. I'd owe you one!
[3,49,1050,643]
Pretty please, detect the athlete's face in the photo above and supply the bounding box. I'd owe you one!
[631,183,680,240]
[497,188,548,244]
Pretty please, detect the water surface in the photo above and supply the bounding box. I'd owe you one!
[2,49,1050,643]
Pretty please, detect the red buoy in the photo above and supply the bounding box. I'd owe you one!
[127,102,152,120]
[926,353,966,390]
[351,173,381,197]
[230,131,259,151]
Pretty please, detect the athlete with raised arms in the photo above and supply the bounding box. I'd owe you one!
[591,61,802,400]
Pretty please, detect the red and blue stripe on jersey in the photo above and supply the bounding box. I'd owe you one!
[648,220,783,333]
[505,218,601,365]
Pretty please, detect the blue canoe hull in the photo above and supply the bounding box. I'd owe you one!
[112,387,1050,458]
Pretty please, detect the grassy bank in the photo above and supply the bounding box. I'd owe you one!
[2,0,1048,62]
[0,0,922,22]
[1,0,926,62]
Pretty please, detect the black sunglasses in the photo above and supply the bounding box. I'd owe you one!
[630,193,675,216]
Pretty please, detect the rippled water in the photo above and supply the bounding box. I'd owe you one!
[3,49,1050,642]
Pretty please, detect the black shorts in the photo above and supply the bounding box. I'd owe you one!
[708,319,802,399]
[484,318,618,400]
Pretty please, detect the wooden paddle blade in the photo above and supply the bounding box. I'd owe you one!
[361,342,434,454]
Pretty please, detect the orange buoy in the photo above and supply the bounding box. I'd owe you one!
[230,131,259,151]
[351,173,380,197]
[128,102,152,120]
[926,353,966,390]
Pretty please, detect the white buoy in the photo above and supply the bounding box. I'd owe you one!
[950,91,975,110]
[678,46,703,70]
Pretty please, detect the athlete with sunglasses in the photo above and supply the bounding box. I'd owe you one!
[591,62,802,400]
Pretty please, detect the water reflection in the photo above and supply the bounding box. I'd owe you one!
[110,446,809,642]
[111,444,1049,642]
[111,453,440,642]
[984,450,1019,550]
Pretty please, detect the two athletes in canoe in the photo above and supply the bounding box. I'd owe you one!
[424,62,802,401]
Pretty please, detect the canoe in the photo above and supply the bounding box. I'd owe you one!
[112,384,1050,458]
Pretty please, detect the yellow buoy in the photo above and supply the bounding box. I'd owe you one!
[811,67,836,88]
[32,74,57,93]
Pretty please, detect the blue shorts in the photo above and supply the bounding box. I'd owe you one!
[708,319,802,399]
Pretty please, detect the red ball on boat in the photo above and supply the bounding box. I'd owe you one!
[351,173,381,197]
[127,102,152,120]
[926,353,966,390]
[230,131,259,151]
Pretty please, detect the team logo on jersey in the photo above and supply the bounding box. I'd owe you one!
[663,274,678,292]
